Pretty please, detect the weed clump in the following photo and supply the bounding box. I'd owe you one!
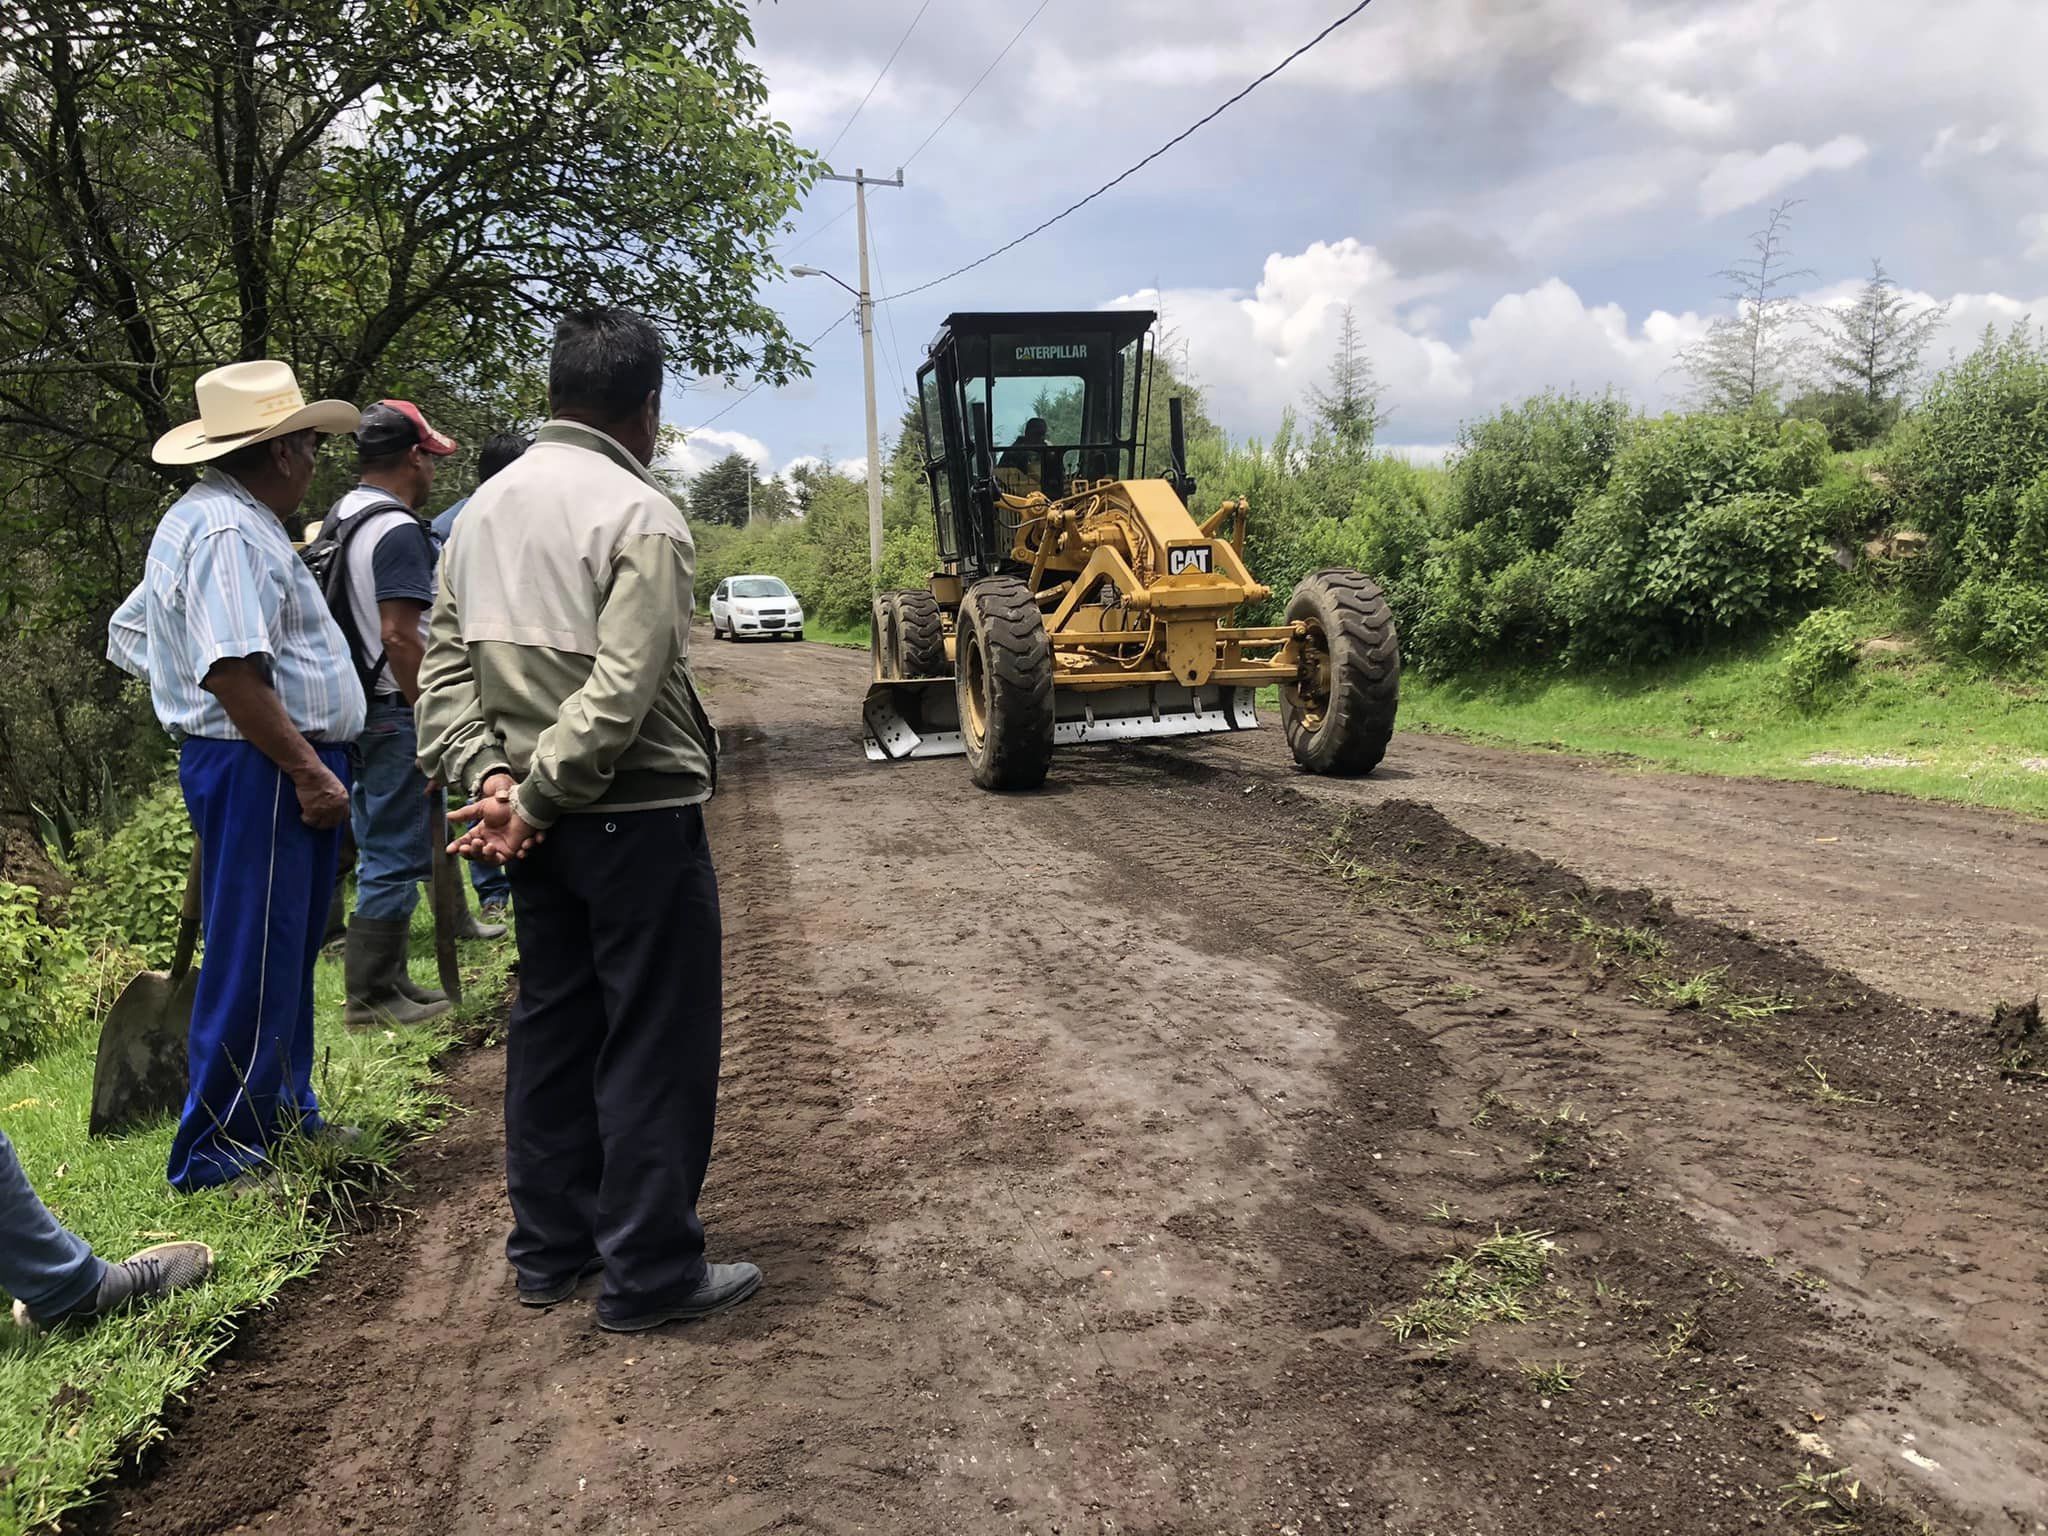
[1383,1227,1558,1343]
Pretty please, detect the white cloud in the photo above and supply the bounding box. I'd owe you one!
[1923,124,2007,169]
[781,452,867,487]
[2023,214,2048,262]
[1698,135,1869,216]
[1379,443,1458,468]
[1115,243,1709,446]
[662,427,772,483]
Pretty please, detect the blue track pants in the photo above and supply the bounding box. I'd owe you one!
[168,738,350,1191]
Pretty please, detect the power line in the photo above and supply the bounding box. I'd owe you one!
[776,201,854,261]
[900,0,1056,170]
[684,308,857,434]
[867,208,914,416]
[880,0,1379,306]
[818,0,936,163]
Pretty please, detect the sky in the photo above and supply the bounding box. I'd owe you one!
[666,0,2048,481]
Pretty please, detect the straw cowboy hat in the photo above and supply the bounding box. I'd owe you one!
[152,360,361,466]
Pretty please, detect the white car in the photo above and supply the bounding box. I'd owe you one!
[709,574,806,641]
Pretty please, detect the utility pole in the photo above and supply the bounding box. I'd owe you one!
[799,166,903,574]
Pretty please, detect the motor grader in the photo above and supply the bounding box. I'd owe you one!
[862,309,1399,790]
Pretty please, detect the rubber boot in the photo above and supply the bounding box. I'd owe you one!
[456,901,508,941]
[344,917,453,1027]
[321,878,348,951]
[393,967,449,1007]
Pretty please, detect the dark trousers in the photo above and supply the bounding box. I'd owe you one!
[503,804,723,1322]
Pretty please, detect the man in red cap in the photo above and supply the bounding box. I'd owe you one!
[321,400,493,1025]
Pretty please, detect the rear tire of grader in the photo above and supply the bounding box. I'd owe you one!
[871,589,949,680]
[955,576,1054,791]
[893,589,947,678]
[1281,568,1401,776]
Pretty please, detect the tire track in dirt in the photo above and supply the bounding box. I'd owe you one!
[1193,727,2048,1019]
[1036,749,2047,1529]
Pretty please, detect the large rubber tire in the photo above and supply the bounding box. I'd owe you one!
[1281,568,1400,775]
[869,592,899,679]
[893,588,947,678]
[955,576,1054,791]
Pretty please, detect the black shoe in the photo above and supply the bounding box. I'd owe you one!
[517,1256,605,1307]
[597,1262,761,1333]
[13,1242,215,1331]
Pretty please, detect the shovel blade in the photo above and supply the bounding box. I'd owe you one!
[89,968,196,1138]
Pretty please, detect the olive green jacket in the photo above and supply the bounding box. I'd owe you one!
[415,420,716,829]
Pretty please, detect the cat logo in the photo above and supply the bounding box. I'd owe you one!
[1166,545,1213,577]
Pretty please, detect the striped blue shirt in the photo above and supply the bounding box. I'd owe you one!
[107,468,366,743]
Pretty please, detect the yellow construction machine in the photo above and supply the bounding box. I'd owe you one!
[862,310,1400,789]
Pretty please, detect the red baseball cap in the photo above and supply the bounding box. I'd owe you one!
[357,399,459,458]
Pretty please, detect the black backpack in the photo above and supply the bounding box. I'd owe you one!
[300,498,415,702]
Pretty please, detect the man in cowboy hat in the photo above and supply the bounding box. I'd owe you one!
[320,400,501,1029]
[108,360,366,1192]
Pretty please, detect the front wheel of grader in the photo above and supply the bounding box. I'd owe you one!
[954,576,1054,791]
[1281,568,1401,776]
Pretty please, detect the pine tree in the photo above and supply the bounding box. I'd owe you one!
[1309,304,1381,451]
[689,452,758,527]
[1811,260,1948,405]
[1680,200,1812,413]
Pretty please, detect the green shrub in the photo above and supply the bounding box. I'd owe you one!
[0,879,88,1069]
[1930,575,2048,671]
[67,781,194,966]
[1805,461,1887,544]
[1552,413,1834,663]
[1448,390,1636,552]
[1780,607,1862,710]
[1400,392,1634,671]
[1785,386,1900,451]
[1884,323,2048,589]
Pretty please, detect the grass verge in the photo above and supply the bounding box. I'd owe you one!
[801,619,870,650]
[0,911,513,1533]
[1397,620,2046,820]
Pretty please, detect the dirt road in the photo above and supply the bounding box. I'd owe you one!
[90,636,2047,1536]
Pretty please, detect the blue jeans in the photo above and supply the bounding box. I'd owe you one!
[470,842,511,908]
[1,1127,105,1318]
[171,738,349,1190]
[350,697,430,924]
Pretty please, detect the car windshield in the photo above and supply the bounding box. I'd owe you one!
[732,577,792,599]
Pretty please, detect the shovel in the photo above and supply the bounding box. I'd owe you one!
[89,846,201,1138]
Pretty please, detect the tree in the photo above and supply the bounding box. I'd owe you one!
[0,0,815,823]
[1309,305,1381,452]
[1140,329,1221,478]
[1680,200,1812,413]
[1789,260,1949,445]
[0,0,816,605]
[690,452,759,527]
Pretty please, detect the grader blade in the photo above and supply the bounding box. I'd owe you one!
[862,679,963,761]
[864,677,1258,762]
[1051,684,1258,746]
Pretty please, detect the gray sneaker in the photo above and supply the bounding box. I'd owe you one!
[597,1261,761,1333]
[13,1241,215,1331]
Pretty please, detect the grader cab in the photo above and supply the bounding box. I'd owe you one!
[862,309,1400,790]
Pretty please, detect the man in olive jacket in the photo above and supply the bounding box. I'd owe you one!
[416,308,757,1332]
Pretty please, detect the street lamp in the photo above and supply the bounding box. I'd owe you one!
[790,256,885,574]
